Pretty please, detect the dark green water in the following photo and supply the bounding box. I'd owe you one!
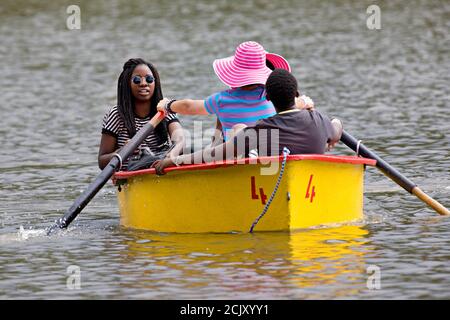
[0,0,449,299]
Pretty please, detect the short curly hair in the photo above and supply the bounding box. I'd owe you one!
[265,68,297,110]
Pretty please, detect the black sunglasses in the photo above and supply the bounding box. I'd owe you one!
[132,75,154,85]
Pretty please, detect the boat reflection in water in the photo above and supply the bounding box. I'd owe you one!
[118,225,372,299]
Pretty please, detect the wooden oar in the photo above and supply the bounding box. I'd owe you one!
[46,111,166,235]
[340,130,449,216]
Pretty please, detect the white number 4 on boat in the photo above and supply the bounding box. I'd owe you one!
[66,265,81,290]
[366,265,381,290]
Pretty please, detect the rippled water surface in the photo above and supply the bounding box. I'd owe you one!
[0,0,449,299]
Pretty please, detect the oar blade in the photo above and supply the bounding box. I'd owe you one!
[47,111,165,235]
[46,158,118,235]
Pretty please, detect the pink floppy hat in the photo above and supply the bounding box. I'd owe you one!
[213,41,291,88]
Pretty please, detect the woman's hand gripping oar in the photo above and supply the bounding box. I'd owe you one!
[340,130,449,216]
[46,111,166,235]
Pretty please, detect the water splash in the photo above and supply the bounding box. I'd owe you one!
[0,226,46,243]
[17,225,46,240]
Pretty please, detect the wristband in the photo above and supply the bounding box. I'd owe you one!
[112,153,123,171]
[165,99,177,114]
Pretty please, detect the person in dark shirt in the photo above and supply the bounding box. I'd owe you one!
[154,69,342,174]
[237,68,341,156]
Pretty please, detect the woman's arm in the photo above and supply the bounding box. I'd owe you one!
[167,121,186,158]
[98,134,119,170]
[157,98,209,115]
[209,118,224,147]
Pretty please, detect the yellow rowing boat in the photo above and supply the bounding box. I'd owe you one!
[113,155,376,233]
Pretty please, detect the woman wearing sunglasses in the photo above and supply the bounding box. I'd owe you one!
[98,58,185,170]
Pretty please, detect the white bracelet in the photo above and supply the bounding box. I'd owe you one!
[112,153,123,171]
[356,140,362,157]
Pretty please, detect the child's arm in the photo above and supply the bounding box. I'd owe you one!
[157,98,209,115]
[295,95,315,110]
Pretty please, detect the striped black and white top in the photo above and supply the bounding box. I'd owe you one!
[101,105,179,160]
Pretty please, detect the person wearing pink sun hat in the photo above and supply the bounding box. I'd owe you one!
[212,41,291,88]
[157,41,312,143]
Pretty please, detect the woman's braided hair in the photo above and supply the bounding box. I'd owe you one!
[117,58,168,141]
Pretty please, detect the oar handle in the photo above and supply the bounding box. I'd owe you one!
[47,111,166,234]
[340,130,449,216]
[110,111,165,169]
[412,187,450,216]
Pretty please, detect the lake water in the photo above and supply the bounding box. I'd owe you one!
[0,0,449,299]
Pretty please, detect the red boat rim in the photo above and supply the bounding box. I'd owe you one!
[114,154,376,179]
